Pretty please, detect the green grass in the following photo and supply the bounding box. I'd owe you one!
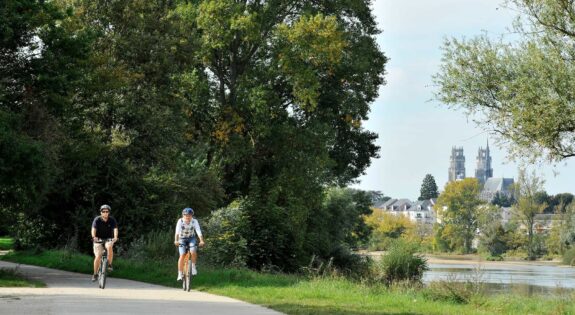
[0,236,14,250]
[2,250,574,315]
[0,268,45,287]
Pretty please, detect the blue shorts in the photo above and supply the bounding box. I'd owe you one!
[178,237,197,255]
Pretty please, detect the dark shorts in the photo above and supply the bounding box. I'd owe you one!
[178,237,197,255]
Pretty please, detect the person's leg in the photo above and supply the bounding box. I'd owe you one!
[190,237,198,263]
[93,243,103,275]
[106,241,114,266]
[189,238,198,275]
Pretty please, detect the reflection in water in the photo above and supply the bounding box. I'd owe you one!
[424,262,575,296]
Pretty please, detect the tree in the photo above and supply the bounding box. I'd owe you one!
[512,168,547,260]
[491,191,515,207]
[434,0,575,162]
[419,174,439,200]
[364,208,417,250]
[435,178,484,253]
[478,204,509,257]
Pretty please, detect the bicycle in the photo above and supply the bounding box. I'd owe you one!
[94,238,114,289]
[180,242,196,292]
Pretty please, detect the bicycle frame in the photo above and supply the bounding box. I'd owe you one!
[181,243,194,292]
[94,238,113,289]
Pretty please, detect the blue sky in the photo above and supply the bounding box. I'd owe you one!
[354,0,575,199]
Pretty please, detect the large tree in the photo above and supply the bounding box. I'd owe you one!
[2,0,387,270]
[434,0,575,162]
[419,174,439,200]
[435,178,484,253]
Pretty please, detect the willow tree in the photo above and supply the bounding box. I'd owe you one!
[434,0,575,162]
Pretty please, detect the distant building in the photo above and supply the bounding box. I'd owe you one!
[378,198,437,224]
[480,177,515,202]
[474,141,493,185]
[446,141,514,203]
[448,147,466,182]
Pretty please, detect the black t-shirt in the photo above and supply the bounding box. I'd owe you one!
[92,216,118,239]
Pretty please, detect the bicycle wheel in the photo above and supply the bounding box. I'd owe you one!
[184,257,191,292]
[182,257,188,291]
[99,256,107,289]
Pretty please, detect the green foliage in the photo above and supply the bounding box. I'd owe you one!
[371,240,428,286]
[435,178,484,253]
[490,192,515,207]
[434,0,575,162]
[423,278,484,304]
[0,0,386,275]
[12,213,57,250]
[512,169,547,260]
[125,230,177,262]
[419,174,439,200]
[477,205,509,257]
[563,247,575,266]
[202,201,249,268]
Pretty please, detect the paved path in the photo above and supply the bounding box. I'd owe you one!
[0,261,283,315]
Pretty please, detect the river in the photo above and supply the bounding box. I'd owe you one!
[424,256,575,295]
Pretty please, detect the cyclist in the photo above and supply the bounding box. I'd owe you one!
[91,204,118,281]
[174,207,205,281]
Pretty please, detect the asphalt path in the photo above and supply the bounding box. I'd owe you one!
[0,260,283,315]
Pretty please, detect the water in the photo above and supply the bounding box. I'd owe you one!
[424,260,575,295]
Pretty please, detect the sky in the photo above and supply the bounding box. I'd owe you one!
[354,0,575,200]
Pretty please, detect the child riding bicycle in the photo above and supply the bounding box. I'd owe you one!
[174,207,205,281]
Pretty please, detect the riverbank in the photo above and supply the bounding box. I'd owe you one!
[2,249,574,315]
[362,251,566,267]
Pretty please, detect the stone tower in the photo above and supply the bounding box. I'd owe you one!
[448,147,465,182]
[475,140,493,185]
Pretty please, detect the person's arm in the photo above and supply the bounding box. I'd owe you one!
[194,220,205,247]
[112,218,119,242]
[174,219,181,246]
[91,218,98,241]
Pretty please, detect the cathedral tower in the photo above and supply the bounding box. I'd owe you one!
[448,147,465,182]
[475,140,493,185]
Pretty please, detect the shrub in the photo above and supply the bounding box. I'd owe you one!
[371,240,428,285]
[12,213,57,250]
[563,247,575,266]
[202,201,249,268]
[423,267,486,304]
[125,230,176,261]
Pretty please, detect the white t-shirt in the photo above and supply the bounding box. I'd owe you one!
[175,218,202,239]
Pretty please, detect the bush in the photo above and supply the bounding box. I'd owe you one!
[125,230,177,261]
[202,201,249,268]
[12,213,57,250]
[371,240,428,285]
[563,247,575,266]
[423,266,486,304]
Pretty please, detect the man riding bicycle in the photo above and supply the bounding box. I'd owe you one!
[91,204,118,282]
[174,207,205,281]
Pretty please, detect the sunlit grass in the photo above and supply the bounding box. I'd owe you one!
[0,237,14,250]
[2,250,574,315]
[0,268,45,287]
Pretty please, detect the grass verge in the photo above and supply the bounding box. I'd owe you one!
[2,249,574,315]
[0,268,45,287]
[0,237,14,250]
